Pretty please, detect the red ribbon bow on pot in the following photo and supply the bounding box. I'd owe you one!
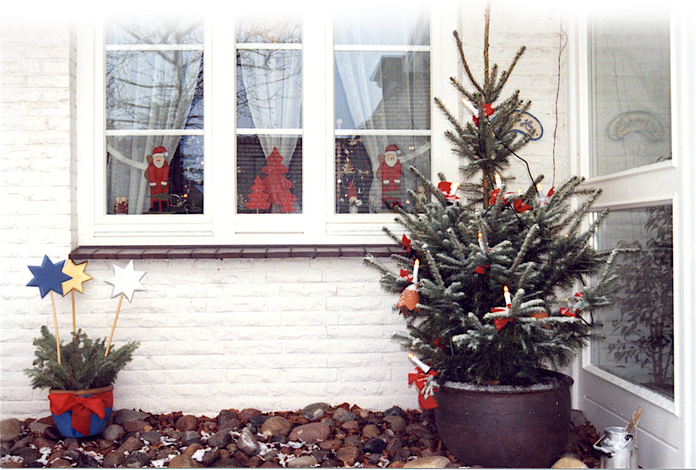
[408,368,439,409]
[49,390,113,437]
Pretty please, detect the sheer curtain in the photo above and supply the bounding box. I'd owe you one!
[238,48,302,163]
[237,16,302,166]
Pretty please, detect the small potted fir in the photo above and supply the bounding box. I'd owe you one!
[25,256,143,438]
[365,6,620,468]
[24,326,139,438]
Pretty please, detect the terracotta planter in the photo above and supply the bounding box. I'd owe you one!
[48,384,114,438]
[433,370,573,468]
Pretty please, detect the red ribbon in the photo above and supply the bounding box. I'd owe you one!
[437,182,460,202]
[560,307,576,318]
[494,318,514,331]
[472,103,495,126]
[408,368,439,409]
[474,264,490,275]
[513,198,532,213]
[399,269,413,282]
[489,188,502,206]
[401,234,412,252]
[49,390,113,437]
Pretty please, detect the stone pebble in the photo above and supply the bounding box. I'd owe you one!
[0,404,468,468]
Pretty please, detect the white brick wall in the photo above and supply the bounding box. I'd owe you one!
[1,3,570,420]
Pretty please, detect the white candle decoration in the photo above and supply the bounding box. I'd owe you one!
[462,98,478,116]
[504,285,512,307]
[408,353,431,373]
[478,232,486,251]
[413,259,420,284]
[495,173,502,190]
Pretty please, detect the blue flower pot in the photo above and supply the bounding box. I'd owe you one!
[48,385,114,438]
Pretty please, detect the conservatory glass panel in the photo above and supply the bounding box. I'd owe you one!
[588,4,671,177]
[592,205,674,399]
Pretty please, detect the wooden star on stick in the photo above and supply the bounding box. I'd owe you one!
[104,261,146,356]
[62,259,93,333]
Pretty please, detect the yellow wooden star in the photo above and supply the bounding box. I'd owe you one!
[61,259,93,296]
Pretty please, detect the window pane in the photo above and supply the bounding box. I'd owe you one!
[237,136,302,214]
[335,136,430,213]
[236,49,302,130]
[236,16,301,44]
[589,5,671,177]
[335,51,430,130]
[592,206,674,399]
[107,51,203,131]
[334,6,429,46]
[106,18,203,45]
[107,134,204,215]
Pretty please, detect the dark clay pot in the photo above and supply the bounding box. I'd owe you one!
[433,370,573,468]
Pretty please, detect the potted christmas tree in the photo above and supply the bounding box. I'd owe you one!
[365,6,619,468]
[25,256,142,438]
[25,326,139,438]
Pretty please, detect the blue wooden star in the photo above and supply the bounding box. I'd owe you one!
[27,255,73,298]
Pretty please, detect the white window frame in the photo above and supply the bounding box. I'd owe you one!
[76,5,458,247]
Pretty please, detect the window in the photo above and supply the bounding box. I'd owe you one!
[75,5,453,245]
[106,18,205,215]
[585,3,675,401]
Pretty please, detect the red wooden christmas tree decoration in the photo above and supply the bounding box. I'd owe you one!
[246,176,271,211]
[262,147,296,213]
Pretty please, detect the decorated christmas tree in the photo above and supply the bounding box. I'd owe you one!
[365,7,620,388]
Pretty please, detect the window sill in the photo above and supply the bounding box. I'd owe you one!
[69,245,402,261]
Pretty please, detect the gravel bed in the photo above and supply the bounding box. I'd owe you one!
[0,404,602,468]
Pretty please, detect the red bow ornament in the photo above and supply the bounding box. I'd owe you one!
[490,306,514,331]
[513,198,532,213]
[401,234,412,253]
[473,103,495,126]
[437,182,460,202]
[408,368,439,409]
[489,188,502,206]
[49,389,113,437]
[399,269,413,283]
[474,264,490,275]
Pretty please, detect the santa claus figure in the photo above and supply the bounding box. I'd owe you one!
[145,146,170,212]
[378,144,402,209]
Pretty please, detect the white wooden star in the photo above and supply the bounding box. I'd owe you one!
[105,260,146,302]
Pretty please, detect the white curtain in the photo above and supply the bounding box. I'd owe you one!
[239,48,302,164]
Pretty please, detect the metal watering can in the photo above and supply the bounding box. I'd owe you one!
[593,407,642,469]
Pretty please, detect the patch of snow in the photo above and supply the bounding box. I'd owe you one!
[191,447,208,461]
[444,376,567,392]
